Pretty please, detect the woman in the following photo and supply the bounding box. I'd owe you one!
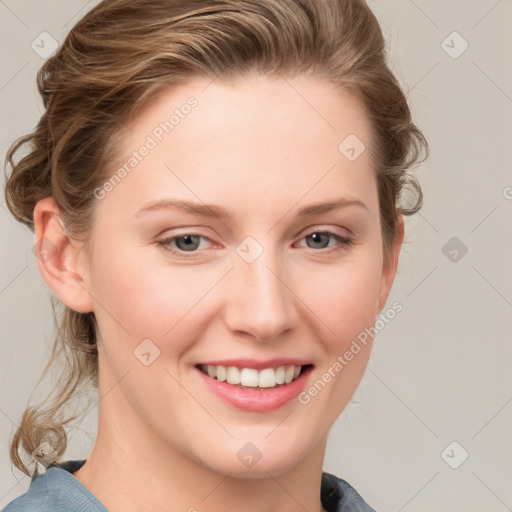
[2,0,428,510]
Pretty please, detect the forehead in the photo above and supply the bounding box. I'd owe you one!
[99,73,378,222]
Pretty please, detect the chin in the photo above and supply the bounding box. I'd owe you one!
[194,440,305,479]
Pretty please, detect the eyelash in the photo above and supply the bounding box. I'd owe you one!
[156,230,354,258]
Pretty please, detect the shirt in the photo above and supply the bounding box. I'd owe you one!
[2,459,377,512]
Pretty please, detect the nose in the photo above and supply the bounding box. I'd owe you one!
[223,241,299,342]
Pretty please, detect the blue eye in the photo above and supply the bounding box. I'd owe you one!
[157,230,353,258]
[300,231,353,251]
[157,233,209,255]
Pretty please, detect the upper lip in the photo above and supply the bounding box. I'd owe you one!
[196,358,313,370]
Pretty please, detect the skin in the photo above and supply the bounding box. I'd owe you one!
[34,73,404,512]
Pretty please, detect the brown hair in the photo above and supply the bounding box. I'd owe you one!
[4,0,428,476]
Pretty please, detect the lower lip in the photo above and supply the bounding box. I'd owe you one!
[195,366,313,412]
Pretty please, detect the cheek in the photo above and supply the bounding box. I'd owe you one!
[298,253,382,348]
[294,254,382,421]
[88,238,216,356]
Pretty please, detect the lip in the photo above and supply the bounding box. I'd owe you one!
[196,358,312,370]
[194,364,314,413]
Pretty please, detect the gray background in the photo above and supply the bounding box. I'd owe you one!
[1,1,511,511]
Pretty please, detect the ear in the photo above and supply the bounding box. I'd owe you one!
[377,214,404,314]
[33,197,94,313]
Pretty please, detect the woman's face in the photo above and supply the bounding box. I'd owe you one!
[78,73,401,476]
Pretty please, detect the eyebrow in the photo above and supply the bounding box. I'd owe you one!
[135,196,369,219]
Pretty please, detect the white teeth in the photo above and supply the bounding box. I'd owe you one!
[216,365,227,382]
[240,368,259,387]
[284,366,295,384]
[258,368,276,388]
[200,364,304,388]
[226,366,241,385]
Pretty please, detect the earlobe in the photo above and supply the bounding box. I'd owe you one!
[33,197,94,313]
[377,214,405,314]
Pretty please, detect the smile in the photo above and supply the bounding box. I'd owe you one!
[197,364,311,389]
[194,357,314,412]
